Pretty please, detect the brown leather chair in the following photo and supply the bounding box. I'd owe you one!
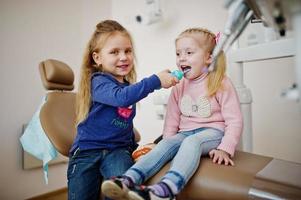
[39,59,76,157]
[39,59,301,200]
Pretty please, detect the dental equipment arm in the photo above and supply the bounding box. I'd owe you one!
[209,0,253,71]
[210,0,301,103]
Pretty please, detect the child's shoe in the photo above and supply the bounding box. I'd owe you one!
[128,185,175,200]
[101,176,132,200]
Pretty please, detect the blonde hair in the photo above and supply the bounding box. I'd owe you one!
[176,28,226,97]
[76,20,137,125]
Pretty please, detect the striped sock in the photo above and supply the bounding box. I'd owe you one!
[148,182,173,197]
[121,175,134,188]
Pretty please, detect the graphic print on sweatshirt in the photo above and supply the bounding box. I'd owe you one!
[110,106,133,129]
[117,106,133,119]
[180,95,211,118]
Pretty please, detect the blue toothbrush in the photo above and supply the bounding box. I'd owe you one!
[171,70,184,80]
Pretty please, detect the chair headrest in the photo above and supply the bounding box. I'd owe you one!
[39,59,74,91]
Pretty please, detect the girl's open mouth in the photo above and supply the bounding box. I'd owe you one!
[181,65,191,74]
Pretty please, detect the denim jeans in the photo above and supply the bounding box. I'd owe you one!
[125,127,223,192]
[67,148,134,200]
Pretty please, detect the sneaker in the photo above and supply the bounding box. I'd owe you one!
[101,177,131,200]
[128,185,175,200]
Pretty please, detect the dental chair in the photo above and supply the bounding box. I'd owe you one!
[39,59,301,200]
[39,59,76,157]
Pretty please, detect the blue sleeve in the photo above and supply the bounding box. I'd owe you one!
[92,74,161,107]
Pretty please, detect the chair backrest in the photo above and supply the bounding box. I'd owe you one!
[39,59,76,157]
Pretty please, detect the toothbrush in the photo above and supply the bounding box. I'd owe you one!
[171,70,184,80]
[171,69,190,80]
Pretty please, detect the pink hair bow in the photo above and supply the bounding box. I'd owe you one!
[215,32,221,44]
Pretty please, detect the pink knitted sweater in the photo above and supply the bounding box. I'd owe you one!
[163,74,243,157]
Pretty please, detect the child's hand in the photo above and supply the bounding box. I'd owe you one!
[209,149,234,166]
[157,69,179,88]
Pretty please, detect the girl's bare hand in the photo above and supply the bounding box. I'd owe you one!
[209,149,234,166]
[157,69,179,89]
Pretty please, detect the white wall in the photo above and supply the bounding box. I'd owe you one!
[237,23,301,163]
[244,57,301,163]
[0,0,111,199]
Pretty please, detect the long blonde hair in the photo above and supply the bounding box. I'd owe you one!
[176,28,226,97]
[76,20,137,125]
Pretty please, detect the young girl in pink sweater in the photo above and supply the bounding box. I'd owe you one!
[101,27,243,200]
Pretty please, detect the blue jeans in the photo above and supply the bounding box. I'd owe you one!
[125,127,223,192]
[67,148,134,200]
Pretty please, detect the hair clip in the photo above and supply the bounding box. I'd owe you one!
[215,32,221,44]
